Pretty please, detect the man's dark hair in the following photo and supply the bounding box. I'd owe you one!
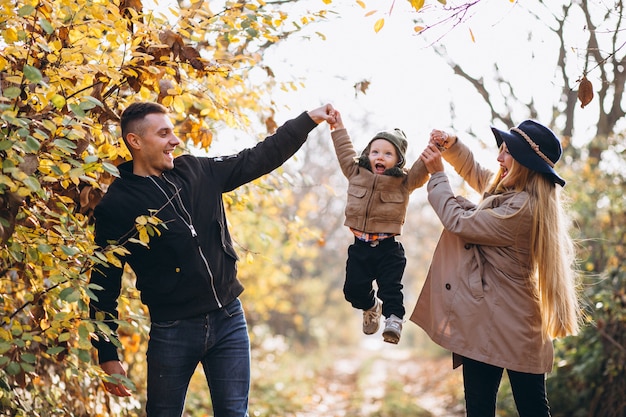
[120,102,169,140]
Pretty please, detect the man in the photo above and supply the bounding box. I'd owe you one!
[89,101,335,416]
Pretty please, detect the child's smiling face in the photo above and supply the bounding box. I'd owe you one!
[368,139,399,174]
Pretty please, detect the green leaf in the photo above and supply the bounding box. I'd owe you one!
[0,341,11,354]
[102,162,119,176]
[69,103,85,117]
[53,138,77,152]
[20,353,36,364]
[37,243,53,253]
[6,361,20,375]
[22,176,41,192]
[79,98,99,110]
[18,4,35,16]
[61,245,79,256]
[2,86,21,99]
[46,346,66,355]
[23,65,43,84]
[39,18,54,35]
[59,287,80,302]
[76,348,91,363]
[0,140,13,151]
[20,362,35,372]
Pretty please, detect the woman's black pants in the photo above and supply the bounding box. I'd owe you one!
[462,356,551,417]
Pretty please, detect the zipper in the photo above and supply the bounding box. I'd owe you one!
[149,175,223,308]
[363,174,377,231]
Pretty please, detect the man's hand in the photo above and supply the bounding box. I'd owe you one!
[308,103,337,125]
[100,360,132,397]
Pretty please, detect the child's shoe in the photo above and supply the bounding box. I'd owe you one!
[382,314,403,344]
[362,298,382,335]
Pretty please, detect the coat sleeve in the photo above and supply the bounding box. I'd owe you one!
[209,112,318,193]
[442,137,495,194]
[89,207,125,363]
[330,128,359,179]
[405,157,429,191]
[427,172,532,247]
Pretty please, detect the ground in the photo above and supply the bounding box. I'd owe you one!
[293,338,466,417]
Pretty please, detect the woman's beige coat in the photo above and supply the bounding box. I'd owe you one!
[410,139,554,374]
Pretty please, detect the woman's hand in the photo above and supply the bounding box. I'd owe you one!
[421,143,445,174]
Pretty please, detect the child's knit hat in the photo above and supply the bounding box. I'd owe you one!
[362,128,408,168]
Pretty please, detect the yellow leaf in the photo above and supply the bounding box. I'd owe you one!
[356,0,365,8]
[3,27,18,43]
[469,28,476,43]
[138,226,149,244]
[414,25,425,33]
[374,18,385,33]
[0,327,12,342]
[50,94,66,109]
[147,215,162,225]
[173,95,185,113]
[409,0,425,11]
[364,10,377,17]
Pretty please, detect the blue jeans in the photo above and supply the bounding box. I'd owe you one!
[146,298,250,417]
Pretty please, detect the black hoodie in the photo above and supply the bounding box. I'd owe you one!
[89,112,317,363]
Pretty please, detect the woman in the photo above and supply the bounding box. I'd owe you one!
[411,120,580,417]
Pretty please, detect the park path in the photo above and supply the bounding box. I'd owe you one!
[294,338,466,417]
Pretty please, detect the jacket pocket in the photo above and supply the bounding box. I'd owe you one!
[219,219,239,261]
[467,245,485,298]
[380,191,403,203]
[374,191,405,221]
[347,184,367,199]
[346,185,367,218]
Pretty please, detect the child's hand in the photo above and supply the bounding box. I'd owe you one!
[329,110,345,131]
[430,129,451,151]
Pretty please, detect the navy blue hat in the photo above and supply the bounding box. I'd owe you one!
[490,120,566,187]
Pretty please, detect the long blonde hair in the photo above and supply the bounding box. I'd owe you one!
[487,159,580,339]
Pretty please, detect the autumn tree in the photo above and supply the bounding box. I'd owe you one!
[0,0,333,414]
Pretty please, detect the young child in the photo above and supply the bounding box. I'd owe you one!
[329,110,429,343]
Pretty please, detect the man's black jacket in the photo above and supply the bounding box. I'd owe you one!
[89,112,318,363]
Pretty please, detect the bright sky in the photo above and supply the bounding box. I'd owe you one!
[248,0,598,165]
[147,0,604,171]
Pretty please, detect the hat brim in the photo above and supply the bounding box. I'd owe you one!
[491,127,566,187]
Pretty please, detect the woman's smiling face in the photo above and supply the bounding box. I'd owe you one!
[368,139,399,174]
[497,143,515,186]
